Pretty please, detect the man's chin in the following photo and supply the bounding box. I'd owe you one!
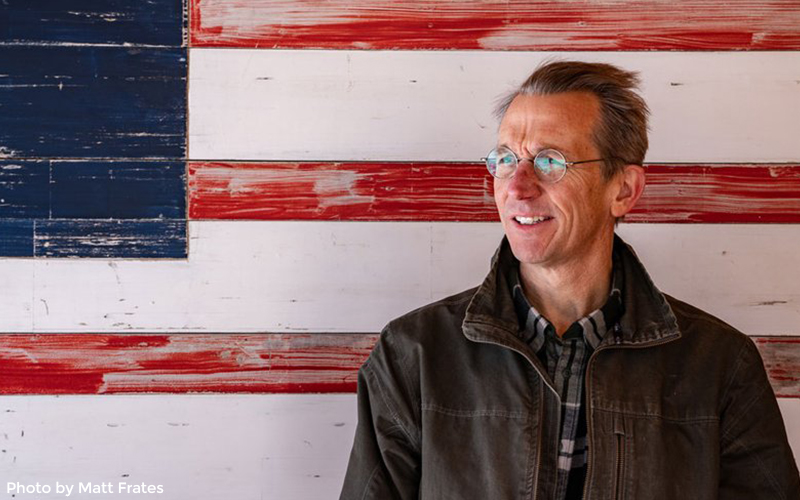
[507,242,551,268]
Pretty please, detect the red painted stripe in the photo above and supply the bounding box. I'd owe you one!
[0,334,376,394]
[190,0,800,50]
[755,337,800,398]
[1,334,798,396]
[188,162,800,223]
[631,164,800,223]
[188,162,497,222]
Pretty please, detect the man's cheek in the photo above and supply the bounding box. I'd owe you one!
[493,182,506,210]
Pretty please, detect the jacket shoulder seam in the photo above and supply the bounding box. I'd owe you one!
[364,332,422,450]
[717,338,789,497]
[666,295,743,336]
[718,335,752,422]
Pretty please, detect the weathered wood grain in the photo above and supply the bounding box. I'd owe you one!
[1,0,184,47]
[188,162,495,221]
[0,219,34,257]
[188,162,800,223]
[632,165,800,223]
[0,334,375,394]
[0,160,186,258]
[1,334,797,396]
[35,220,187,258]
[51,161,186,219]
[0,395,358,500]
[0,160,185,221]
[0,222,796,335]
[188,50,800,163]
[0,161,49,218]
[0,47,186,159]
[189,0,800,50]
[756,337,800,398]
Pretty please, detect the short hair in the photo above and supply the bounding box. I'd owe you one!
[494,60,650,179]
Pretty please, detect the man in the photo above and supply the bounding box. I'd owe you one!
[339,61,800,499]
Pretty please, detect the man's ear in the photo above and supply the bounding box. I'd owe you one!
[610,164,645,218]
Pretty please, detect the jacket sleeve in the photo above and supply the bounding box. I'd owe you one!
[718,336,800,498]
[339,326,421,500]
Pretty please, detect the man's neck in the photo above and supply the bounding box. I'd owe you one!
[518,242,614,337]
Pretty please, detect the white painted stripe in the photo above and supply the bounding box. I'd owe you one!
[0,394,356,500]
[1,395,798,499]
[0,260,34,331]
[188,50,800,163]
[779,398,800,466]
[0,222,796,335]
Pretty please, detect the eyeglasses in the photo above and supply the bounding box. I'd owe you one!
[483,145,605,183]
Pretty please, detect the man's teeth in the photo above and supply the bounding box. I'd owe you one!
[515,216,549,225]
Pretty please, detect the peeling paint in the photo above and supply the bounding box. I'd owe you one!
[190,162,800,223]
[0,146,20,158]
[190,0,800,50]
[0,333,376,394]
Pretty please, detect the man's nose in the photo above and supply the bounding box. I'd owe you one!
[506,159,544,199]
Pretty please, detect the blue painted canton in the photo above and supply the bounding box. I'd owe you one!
[0,1,186,258]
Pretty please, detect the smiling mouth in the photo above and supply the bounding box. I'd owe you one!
[514,215,553,225]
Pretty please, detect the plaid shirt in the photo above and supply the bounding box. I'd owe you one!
[511,256,624,500]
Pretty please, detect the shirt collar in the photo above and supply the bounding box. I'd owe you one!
[510,251,625,352]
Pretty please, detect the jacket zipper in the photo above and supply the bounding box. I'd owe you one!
[613,431,625,500]
[614,433,625,500]
[514,344,556,500]
[582,325,679,500]
[532,384,543,500]
[468,334,557,500]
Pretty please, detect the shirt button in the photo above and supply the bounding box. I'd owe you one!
[562,368,571,379]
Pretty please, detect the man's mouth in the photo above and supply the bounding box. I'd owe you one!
[514,215,553,225]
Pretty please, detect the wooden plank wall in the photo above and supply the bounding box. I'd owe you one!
[1,1,800,499]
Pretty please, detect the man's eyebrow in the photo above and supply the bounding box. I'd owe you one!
[535,140,572,152]
[496,141,525,155]
[500,142,570,157]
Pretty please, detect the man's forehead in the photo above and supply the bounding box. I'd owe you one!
[498,92,601,147]
[502,91,600,123]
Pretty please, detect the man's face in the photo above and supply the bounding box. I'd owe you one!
[493,91,619,271]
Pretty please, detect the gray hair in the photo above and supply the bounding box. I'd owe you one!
[494,60,650,179]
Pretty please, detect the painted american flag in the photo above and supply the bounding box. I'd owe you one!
[1,1,799,498]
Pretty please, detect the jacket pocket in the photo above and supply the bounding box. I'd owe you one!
[597,411,720,499]
[419,405,534,499]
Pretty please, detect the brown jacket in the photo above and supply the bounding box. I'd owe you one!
[340,236,800,499]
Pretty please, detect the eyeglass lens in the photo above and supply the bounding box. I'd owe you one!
[485,146,567,182]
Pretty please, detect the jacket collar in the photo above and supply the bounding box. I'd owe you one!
[462,233,681,347]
